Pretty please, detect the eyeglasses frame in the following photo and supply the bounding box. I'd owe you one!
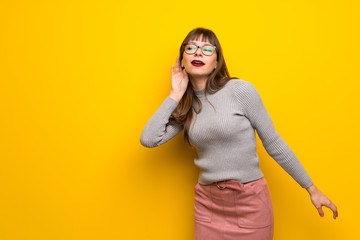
[183,44,217,56]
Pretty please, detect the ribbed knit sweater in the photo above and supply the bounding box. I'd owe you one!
[140,79,313,188]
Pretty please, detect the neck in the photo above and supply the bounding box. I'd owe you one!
[190,76,208,90]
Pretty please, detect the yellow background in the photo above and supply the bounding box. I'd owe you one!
[1,0,359,239]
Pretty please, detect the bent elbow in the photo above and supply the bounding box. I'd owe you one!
[140,133,158,148]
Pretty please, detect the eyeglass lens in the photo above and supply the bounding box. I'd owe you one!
[184,45,215,56]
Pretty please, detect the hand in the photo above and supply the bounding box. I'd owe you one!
[169,56,189,102]
[306,184,338,219]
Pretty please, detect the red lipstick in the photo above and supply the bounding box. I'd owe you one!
[191,60,205,67]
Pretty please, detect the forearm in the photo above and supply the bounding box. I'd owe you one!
[258,129,313,188]
[140,96,183,148]
[239,81,313,188]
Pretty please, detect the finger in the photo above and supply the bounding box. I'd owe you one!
[176,56,180,73]
[171,64,174,76]
[324,201,338,219]
[317,206,324,217]
[329,203,338,219]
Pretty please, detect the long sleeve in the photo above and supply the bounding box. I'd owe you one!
[140,96,184,148]
[234,81,313,188]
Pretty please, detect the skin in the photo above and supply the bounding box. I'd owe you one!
[169,38,217,102]
[169,38,338,220]
[181,39,217,90]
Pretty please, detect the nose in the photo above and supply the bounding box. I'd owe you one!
[194,46,203,56]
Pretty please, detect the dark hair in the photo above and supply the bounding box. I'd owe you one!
[168,27,237,145]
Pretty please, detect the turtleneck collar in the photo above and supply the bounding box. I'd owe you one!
[193,87,206,97]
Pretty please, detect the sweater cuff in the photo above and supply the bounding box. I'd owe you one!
[163,96,179,113]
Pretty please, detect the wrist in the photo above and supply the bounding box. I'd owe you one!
[169,91,183,103]
[306,184,318,195]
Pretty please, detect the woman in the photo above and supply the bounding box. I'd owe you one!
[140,27,338,240]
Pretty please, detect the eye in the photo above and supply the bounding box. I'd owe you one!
[203,47,214,52]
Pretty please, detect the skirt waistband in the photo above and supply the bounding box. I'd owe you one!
[209,177,265,190]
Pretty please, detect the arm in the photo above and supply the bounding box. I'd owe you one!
[236,80,313,188]
[140,96,184,148]
[140,56,189,148]
[236,80,338,219]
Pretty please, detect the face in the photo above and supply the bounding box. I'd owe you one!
[181,38,218,79]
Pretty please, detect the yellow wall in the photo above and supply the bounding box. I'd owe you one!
[1,0,359,239]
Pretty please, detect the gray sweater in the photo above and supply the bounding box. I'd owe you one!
[140,79,313,188]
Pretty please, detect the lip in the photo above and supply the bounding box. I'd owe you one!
[191,60,205,67]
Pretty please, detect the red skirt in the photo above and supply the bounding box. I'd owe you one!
[194,177,274,240]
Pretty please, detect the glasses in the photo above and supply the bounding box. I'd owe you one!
[183,44,217,56]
